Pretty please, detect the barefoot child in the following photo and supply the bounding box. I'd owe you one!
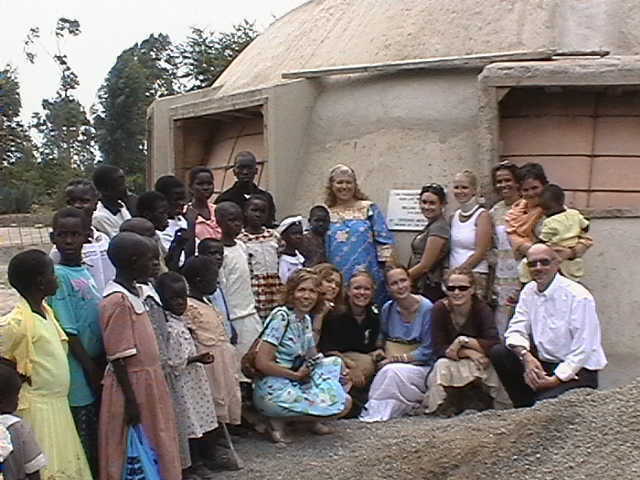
[0,250,91,479]
[300,205,330,267]
[238,195,283,320]
[99,233,181,480]
[51,179,115,293]
[182,256,242,471]
[155,272,218,480]
[277,216,305,284]
[214,202,262,365]
[0,362,47,480]
[47,207,104,477]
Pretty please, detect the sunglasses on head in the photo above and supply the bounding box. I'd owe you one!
[446,285,472,292]
[526,258,552,268]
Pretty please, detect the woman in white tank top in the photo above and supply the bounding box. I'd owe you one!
[448,170,492,299]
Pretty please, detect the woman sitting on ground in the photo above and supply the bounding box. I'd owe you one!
[423,268,510,416]
[253,269,351,445]
[310,263,345,342]
[318,269,381,415]
[359,265,435,422]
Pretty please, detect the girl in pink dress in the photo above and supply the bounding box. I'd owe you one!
[99,233,181,480]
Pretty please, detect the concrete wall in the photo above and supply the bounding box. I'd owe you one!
[288,70,483,260]
[583,218,640,388]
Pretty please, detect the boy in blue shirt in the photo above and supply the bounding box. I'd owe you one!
[48,207,104,478]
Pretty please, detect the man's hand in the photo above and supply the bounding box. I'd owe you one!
[522,353,546,390]
[531,374,562,392]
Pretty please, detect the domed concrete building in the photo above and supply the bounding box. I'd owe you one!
[149,0,640,387]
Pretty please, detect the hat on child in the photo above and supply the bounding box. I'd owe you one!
[277,215,303,235]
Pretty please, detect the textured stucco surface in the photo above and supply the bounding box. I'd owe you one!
[213,0,557,97]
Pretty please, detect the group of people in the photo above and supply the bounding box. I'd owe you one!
[0,151,607,480]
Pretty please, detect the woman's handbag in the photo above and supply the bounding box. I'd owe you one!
[384,339,419,358]
[241,308,290,380]
[122,425,162,480]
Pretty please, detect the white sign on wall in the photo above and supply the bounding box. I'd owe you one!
[386,189,427,231]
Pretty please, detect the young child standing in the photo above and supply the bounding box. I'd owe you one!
[214,202,263,367]
[0,250,91,479]
[196,239,236,343]
[277,216,305,284]
[155,272,218,480]
[182,256,242,424]
[155,175,196,267]
[47,207,104,477]
[50,179,115,293]
[0,362,48,480]
[182,256,242,471]
[99,233,181,480]
[538,184,592,282]
[238,195,283,320]
[91,165,132,238]
[300,205,330,267]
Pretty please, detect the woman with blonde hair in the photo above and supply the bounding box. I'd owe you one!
[253,269,351,444]
[449,170,492,299]
[359,265,435,422]
[325,164,394,307]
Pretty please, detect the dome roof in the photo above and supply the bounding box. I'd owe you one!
[212,0,556,96]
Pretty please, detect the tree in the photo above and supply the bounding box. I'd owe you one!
[25,18,96,172]
[94,34,178,188]
[0,65,39,212]
[176,20,258,91]
[0,65,36,165]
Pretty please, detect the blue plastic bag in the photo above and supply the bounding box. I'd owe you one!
[122,425,163,480]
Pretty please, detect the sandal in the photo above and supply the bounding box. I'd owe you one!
[267,425,292,445]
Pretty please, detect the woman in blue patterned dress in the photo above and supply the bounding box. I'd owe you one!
[253,269,351,444]
[325,164,395,307]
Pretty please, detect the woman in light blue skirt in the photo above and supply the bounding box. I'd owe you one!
[253,269,351,444]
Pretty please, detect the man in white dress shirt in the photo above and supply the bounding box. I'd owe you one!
[490,243,607,407]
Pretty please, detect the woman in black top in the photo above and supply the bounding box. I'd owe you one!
[319,270,382,412]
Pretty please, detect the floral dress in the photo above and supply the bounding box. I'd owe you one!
[327,201,394,307]
[253,307,348,418]
[165,312,218,437]
[489,200,522,336]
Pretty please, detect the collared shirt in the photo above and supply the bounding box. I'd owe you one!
[214,182,277,227]
[92,200,131,239]
[505,274,607,381]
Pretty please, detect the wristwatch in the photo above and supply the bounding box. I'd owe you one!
[459,336,470,346]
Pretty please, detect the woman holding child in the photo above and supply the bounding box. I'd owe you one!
[253,269,351,444]
[325,164,394,307]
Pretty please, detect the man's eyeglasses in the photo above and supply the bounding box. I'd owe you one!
[446,285,472,292]
[526,258,552,268]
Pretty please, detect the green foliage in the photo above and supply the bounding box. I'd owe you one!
[94,33,178,185]
[177,20,258,91]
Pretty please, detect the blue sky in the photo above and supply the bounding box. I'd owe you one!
[0,0,307,122]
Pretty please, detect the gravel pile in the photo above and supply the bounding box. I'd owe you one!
[218,380,640,480]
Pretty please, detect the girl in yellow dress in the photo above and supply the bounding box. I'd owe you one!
[0,250,91,479]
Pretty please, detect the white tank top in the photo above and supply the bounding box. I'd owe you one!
[449,207,489,273]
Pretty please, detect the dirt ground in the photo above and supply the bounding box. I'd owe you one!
[217,381,640,480]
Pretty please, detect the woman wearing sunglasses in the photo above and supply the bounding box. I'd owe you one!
[423,268,510,416]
